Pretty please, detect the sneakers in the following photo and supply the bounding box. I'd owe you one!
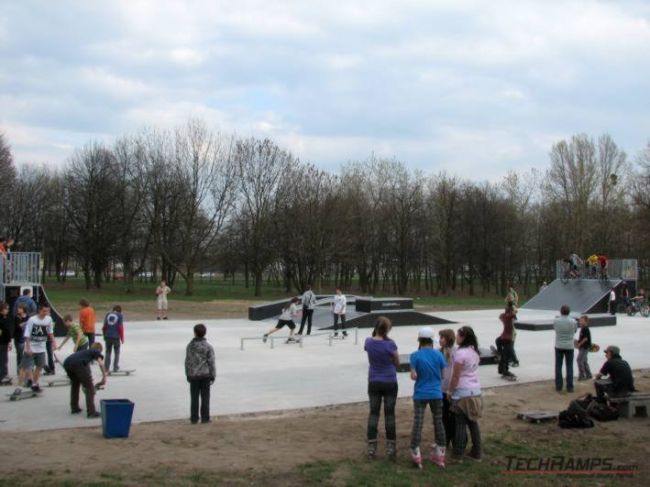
[511,361,520,368]
[262,334,268,343]
[71,408,83,414]
[87,412,101,418]
[113,367,120,373]
[468,450,482,462]
[431,452,446,468]
[157,317,161,320]
[31,384,42,393]
[367,440,378,460]
[410,447,422,468]
[163,317,168,320]
[386,440,397,461]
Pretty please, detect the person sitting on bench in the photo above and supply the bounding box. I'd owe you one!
[594,345,635,399]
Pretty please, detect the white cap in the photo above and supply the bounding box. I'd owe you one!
[418,327,435,339]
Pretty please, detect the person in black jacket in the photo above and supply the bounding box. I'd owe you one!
[185,324,216,424]
[594,345,635,399]
[0,302,13,382]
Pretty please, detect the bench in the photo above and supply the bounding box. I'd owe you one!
[609,392,650,418]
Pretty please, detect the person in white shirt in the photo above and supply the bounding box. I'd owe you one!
[332,288,348,338]
[263,297,300,343]
[20,304,56,393]
[156,280,172,320]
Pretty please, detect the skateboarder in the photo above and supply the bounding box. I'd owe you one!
[57,314,89,352]
[63,342,107,417]
[0,302,12,383]
[497,302,517,381]
[21,303,56,393]
[409,327,448,468]
[332,287,348,338]
[185,323,216,424]
[263,297,300,343]
[102,305,124,372]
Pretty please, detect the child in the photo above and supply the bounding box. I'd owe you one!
[184,324,216,424]
[497,302,517,381]
[263,297,300,343]
[576,315,592,380]
[409,327,448,468]
[0,302,12,383]
[21,304,56,393]
[57,314,89,352]
[13,304,28,373]
[102,305,124,373]
[63,342,107,417]
[439,329,456,450]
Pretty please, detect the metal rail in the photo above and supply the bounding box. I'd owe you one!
[240,327,359,351]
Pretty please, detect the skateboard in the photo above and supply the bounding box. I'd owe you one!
[285,338,300,344]
[7,387,41,401]
[108,369,135,376]
[47,378,70,387]
[517,410,558,424]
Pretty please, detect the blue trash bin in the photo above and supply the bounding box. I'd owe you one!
[101,399,135,438]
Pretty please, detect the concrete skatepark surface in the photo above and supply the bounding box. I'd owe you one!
[1,308,648,432]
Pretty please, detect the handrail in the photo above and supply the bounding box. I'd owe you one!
[240,327,359,350]
[0,252,41,285]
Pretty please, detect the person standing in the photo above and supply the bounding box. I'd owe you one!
[297,285,316,336]
[102,305,124,373]
[608,287,617,315]
[576,315,592,381]
[21,303,56,393]
[447,326,483,461]
[364,316,399,460]
[184,324,216,424]
[12,288,37,317]
[79,299,96,345]
[13,304,28,371]
[554,304,577,393]
[63,342,107,417]
[156,280,172,320]
[505,282,518,307]
[409,327,448,468]
[332,287,348,338]
[438,329,456,451]
[0,302,13,383]
[497,302,517,381]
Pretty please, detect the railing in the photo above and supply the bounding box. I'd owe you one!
[0,252,41,284]
[555,259,638,281]
[240,327,360,351]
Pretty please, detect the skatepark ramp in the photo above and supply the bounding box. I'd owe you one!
[521,278,622,314]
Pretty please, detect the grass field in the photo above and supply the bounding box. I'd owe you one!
[41,277,509,310]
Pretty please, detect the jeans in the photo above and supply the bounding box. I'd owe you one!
[555,348,574,391]
[14,339,24,371]
[84,332,95,346]
[577,348,591,379]
[367,381,398,441]
[333,314,347,334]
[410,399,445,449]
[0,343,8,379]
[453,409,481,457]
[104,337,121,371]
[498,338,514,375]
[189,377,212,423]
[65,363,97,414]
[442,395,455,448]
[298,308,314,335]
[45,340,55,373]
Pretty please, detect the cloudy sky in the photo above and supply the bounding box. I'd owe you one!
[1,0,649,179]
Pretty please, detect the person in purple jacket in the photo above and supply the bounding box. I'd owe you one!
[364,316,400,460]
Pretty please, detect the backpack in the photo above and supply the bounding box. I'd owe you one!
[558,394,595,429]
[587,401,619,422]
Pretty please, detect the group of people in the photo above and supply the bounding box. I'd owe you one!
[262,286,348,343]
[553,304,635,399]
[564,253,609,279]
[364,318,483,467]
[0,289,126,418]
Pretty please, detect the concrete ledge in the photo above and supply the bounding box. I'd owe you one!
[515,314,617,331]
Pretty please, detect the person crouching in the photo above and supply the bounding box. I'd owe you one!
[63,342,107,418]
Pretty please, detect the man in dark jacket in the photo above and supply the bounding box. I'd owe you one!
[0,302,13,382]
[63,342,107,418]
[594,345,635,399]
[185,323,216,424]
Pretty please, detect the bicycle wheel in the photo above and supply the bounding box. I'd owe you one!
[626,305,635,317]
[641,305,650,318]
[616,303,627,314]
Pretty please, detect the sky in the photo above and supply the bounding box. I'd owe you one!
[1,0,649,179]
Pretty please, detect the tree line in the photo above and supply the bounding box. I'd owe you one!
[0,124,649,297]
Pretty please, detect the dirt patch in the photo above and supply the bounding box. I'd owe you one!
[3,372,649,486]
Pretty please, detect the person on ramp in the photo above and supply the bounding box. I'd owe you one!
[63,342,107,418]
[102,305,125,373]
[263,297,300,343]
[332,287,348,338]
[297,284,317,336]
